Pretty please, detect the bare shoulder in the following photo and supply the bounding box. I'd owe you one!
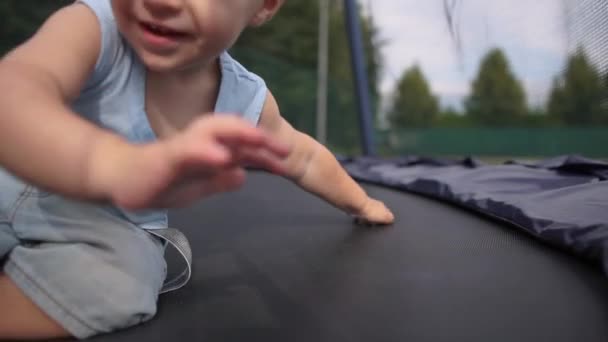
[1,3,103,100]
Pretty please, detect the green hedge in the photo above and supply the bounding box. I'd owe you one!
[378,127,608,157]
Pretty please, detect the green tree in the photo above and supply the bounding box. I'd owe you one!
[388,65,439,128]
[465,48,527,126]
[521,106,558,127]
[234,1,383,99]
[231,1,320,69]
[231,1,384,153]
[548,49,608,125]
[230,1,320,137]
[434,106,471,127]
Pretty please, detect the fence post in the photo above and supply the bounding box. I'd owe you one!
[344,0,376,156]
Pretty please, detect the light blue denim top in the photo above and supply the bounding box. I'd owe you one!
[75,0,267,229]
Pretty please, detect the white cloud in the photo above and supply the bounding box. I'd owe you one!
[368,0,569,111]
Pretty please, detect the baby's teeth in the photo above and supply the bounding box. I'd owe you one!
[150,24,167,33]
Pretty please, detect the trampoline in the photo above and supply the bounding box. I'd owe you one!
[73,171,608,342]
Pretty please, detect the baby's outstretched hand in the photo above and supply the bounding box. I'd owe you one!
[100,115,291,210]
[352,198,395,226]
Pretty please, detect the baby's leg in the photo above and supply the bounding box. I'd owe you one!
[0,273,68,339]
[0,187,58,338]
[1,189,167,340]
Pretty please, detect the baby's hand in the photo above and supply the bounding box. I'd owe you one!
[101,115,291,210]
[352,198,395,226]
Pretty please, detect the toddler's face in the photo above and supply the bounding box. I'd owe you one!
[111,0,267,72]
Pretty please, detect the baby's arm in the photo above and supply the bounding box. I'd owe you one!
[0,4,131,200]
[259,91,394,225]
[0,4,290,209]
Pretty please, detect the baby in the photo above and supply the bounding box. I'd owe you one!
[0,0,394,339]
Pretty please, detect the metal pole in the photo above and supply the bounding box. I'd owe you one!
[344,0,376,156]
[316,0,330,145]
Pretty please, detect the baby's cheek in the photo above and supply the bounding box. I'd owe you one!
[201,22,241,53]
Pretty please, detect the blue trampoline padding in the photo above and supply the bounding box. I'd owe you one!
[342,154,608,276]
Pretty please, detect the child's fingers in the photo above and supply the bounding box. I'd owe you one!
[232,147,288,175]
[215,133,291,162]
[178,140,287,176]
[351,200,395,227]
[160,167,246,207]
[172,141,233,172]
[353,218,390,227]
[218,133,291,159]
[186,167,247,198]
[385,209,395,223]
[195,116,291,157]
[195,116,263,141]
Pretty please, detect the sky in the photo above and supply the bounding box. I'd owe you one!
[365,0,570,111]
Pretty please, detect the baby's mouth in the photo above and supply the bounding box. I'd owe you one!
[140,21,190,39]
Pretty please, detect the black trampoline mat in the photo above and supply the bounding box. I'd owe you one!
[82,172,608,342]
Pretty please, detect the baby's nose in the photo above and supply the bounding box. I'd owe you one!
[143,0,184,16]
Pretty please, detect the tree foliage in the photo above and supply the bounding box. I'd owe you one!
[232,1,384,152]
[388,65,438,128]
[547,49,608,125]
[0,1,71,55]
[465,48,527,126]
